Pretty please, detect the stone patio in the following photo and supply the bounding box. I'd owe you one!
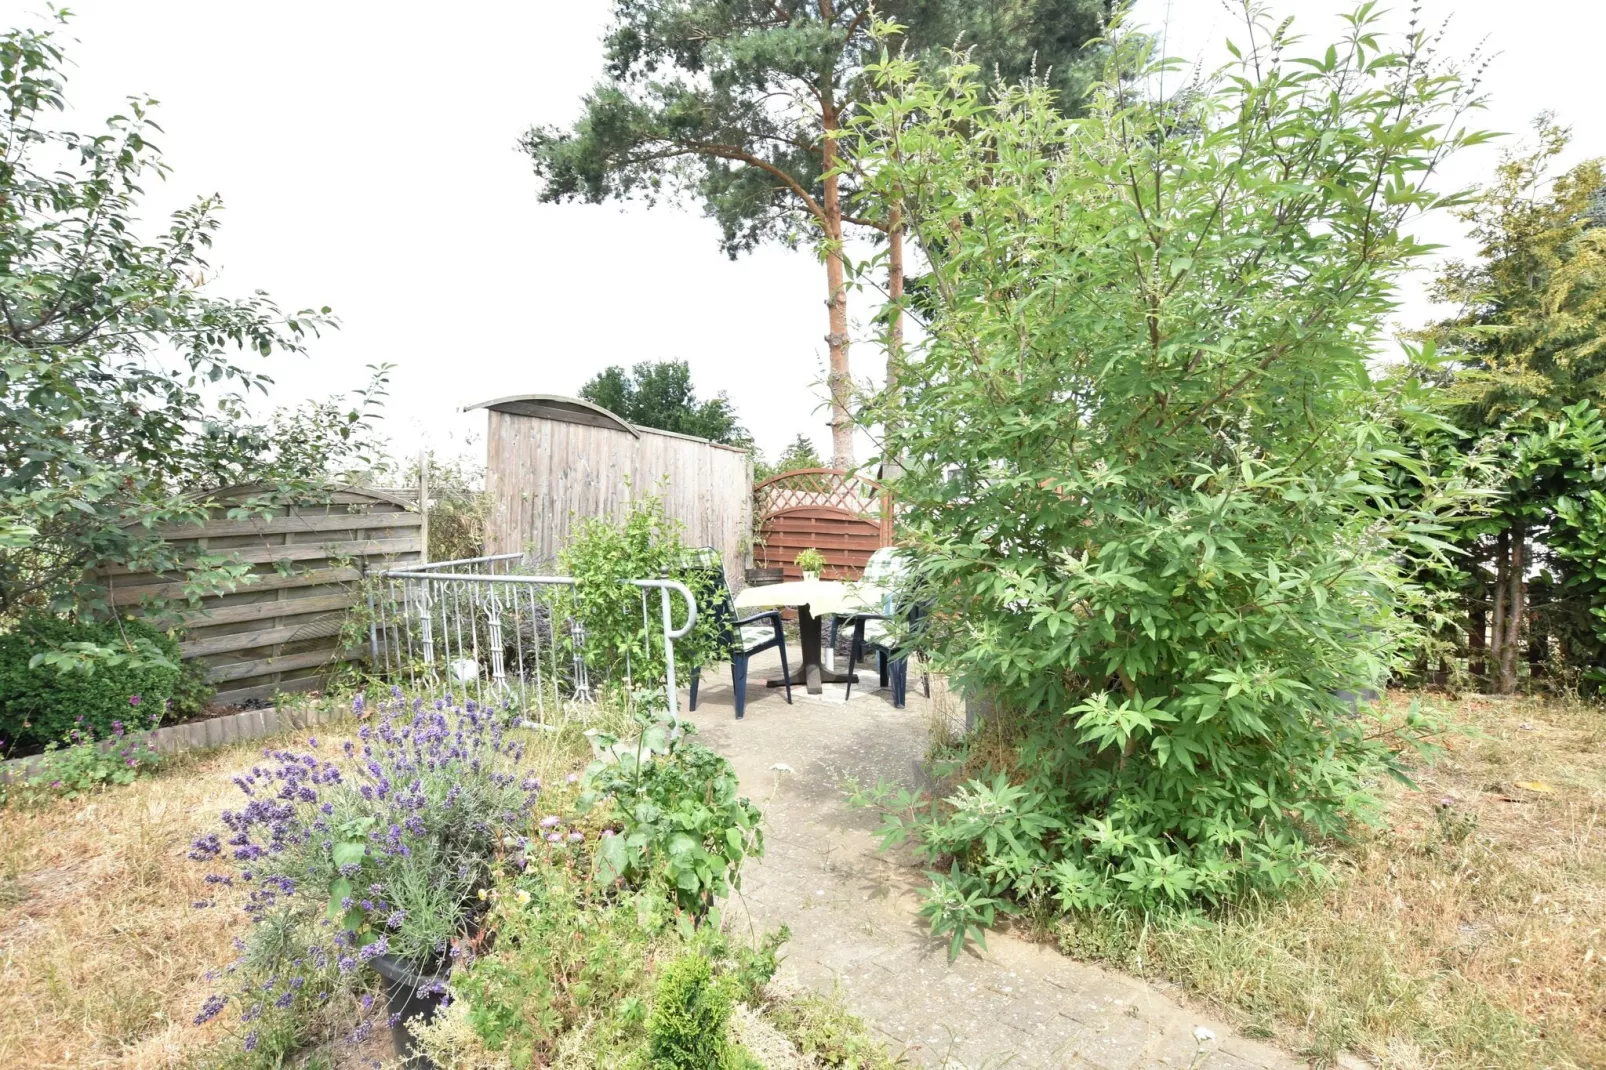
[683,648,1304,1070]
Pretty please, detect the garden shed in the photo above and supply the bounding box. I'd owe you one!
[469,394,753,579]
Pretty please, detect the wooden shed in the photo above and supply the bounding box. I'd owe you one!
[471,394,753,579]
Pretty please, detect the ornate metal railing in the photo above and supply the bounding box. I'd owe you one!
[369,554,696,720]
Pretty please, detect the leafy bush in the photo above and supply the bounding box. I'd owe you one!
[557,493,728,699]
[440,855,779,1068]
[846,5,1482,917]
[0,614,178,749]
[647,951,757,1070]
[404,451,491,565]
[167,657,216,719]
[583,711,763,918]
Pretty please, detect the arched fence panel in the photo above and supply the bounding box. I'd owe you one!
[753,468,891,582]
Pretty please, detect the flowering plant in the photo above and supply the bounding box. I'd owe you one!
[190,689,542,1045]
[1,706,162,806]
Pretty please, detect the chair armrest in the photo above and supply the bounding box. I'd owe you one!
[734,610,783,628]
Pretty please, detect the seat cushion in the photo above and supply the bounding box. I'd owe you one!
[856,617,890,646]
[738,622,777,649]
[860,547,909,587]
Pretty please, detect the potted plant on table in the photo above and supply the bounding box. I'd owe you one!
[190,689,541,1068]
[794,547,827,583]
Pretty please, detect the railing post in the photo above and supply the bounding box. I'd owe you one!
[660,585,679,723]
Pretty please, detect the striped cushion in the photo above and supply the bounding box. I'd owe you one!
[738,621,777,649]
[860,547,909,587]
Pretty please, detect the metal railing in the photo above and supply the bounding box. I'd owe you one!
[369,554,696,720]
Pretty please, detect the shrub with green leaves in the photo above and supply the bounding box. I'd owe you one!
[0,614,178,748]
[557,493,728,703]
[647,951,757,1070]
[846,4,1484,915]
[583,711,763,918]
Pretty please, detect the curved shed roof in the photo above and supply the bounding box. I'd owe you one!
[462,394,639,438]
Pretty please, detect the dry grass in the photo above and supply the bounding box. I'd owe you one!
[0,738,287,1069]
[0,699,611,1070]
[1056,690,1606,1069]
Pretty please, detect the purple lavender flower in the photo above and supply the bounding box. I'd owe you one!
[193,994,228,1025]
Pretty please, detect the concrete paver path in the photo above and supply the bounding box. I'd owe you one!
[684,650,1303,1070]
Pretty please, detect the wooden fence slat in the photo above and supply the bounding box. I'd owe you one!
[181,618,346,658]
[177,593,356,629]
[211,675,327,708]
[102,537,422,576]
[107,566,365,606]
[206,647,360,685]
[154,510,417,540]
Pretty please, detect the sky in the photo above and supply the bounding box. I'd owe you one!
[10,0,1606,469]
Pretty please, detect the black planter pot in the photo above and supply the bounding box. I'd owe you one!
[745,566,784,587]
[370,953,449,1069]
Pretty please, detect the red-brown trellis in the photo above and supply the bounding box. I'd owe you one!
[752,468,892,582]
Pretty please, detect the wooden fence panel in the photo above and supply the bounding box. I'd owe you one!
[753,469,890,582]
[99,487,423,707]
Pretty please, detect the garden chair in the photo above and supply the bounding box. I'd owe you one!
[682,548,792,719]
[836,547,930,708]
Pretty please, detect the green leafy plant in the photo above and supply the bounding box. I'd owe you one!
[794,548,828,575]
[166,657,216,719]
[647,951,757,1070]
[556,493,727,700]
[583,712,763,919]
[1,712,162,806]
[920,861,1013,963]
[844,2,1487,928]
[0,614,178,748]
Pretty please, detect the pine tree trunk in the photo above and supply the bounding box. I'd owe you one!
[819,7,853,472]
[1469,604,1487,683]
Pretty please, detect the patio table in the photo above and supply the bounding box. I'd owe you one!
[733,578,885,694]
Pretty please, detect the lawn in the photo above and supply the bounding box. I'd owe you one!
[1053,691,1606,1069]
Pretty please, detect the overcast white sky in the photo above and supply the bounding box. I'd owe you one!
[9,0,1606,468]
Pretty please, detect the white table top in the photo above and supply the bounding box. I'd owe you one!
[733,579,886,616]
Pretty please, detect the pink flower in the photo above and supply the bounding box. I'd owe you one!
[129,695,141,706]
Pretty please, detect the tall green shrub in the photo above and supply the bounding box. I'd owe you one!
[846,5,1486,913]
[0,615,178,748]
[557,494,727,702]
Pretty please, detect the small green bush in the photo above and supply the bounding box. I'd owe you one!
[0,615,179,749]
[647,951,756,1070]
[166,657,216,719]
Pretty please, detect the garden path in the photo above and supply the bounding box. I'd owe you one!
[684,649,1304,1070]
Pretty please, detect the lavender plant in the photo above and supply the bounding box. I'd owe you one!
[190,689,542,1049]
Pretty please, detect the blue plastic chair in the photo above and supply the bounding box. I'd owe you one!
[683,548,791,719]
